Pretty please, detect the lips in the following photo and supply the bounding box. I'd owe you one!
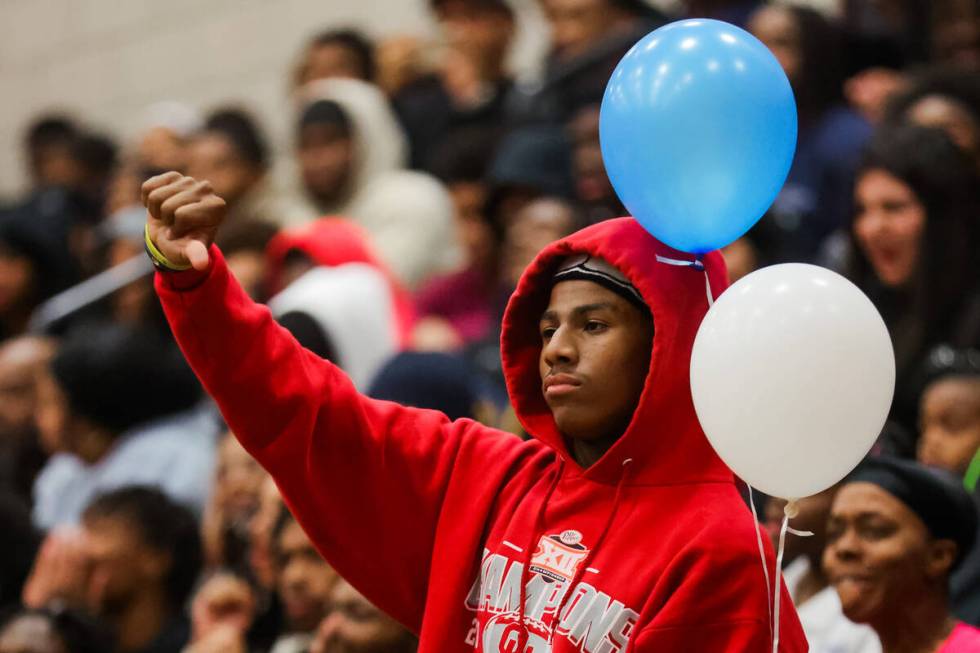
[831,572,875,596]
[543,373,583,398]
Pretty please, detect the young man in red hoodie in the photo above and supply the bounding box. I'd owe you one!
[142,172,806,652]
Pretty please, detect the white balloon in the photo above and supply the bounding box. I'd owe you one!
[690,264,895,499]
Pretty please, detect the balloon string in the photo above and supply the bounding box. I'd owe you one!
[704,267,714,307]
[653,254,713,305]
[772,500,814,653]
[748,487,774,639]
[773,509,789,653]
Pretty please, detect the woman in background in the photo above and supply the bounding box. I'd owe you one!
[824,456,980,652]
[847,125,980,439]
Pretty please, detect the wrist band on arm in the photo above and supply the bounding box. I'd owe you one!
[144,224,192,271]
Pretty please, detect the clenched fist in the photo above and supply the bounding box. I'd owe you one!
[142,172,227,271]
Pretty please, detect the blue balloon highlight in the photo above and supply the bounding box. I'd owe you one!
[600,19,798,254]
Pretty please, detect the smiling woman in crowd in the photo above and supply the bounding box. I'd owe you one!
[847,125,980,437]
[824,456,980,653]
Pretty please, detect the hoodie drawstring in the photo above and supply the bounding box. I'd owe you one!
[551,458,633,643]
[518,459,565,650]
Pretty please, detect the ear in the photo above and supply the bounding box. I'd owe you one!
[925,539,958,580]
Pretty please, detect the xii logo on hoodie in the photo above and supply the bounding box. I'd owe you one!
[464,531,639,652]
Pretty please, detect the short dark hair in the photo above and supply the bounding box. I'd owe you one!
[51,323,201,435]
[299,28,376,84]
[203,108,270,169]
[277,310,338,363]
[82,486,202,610]
[426,126,499,184]
[25,115,77,153]
[297,99,353,137]
[71,132,119,180]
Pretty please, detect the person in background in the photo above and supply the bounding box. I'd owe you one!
[0,219,74,340]
[270,263,402,391]
[914,345,980,625]
[392,0,515,170]
[507,0,666,124]
[0,336,55,506]
[413,129,501,350]
[104,102,201,219]
[32,323,217,529]
[484,125,575,233]
[749,3,873,263]
[270,507,338,653]
[567,104,624,224]
[500,196,583,290]
[918,347,980,481]
[293,81,405,216]
[368,351,486,423]
[187,109,314,229]
[21,115,79,192]
[884,67,980,166]
[183,571,257,653]
[720,236,760,284]
[0,606,112,653]
[463,194,583,406]
[264,218,414,349]
[766,489,881,653]
[825,456,980,652]
[309,578,417,653]
[201,431,269,574]
[294,80,460,289]
[4,119,113,300]
[292,29,376,90]
[213,219,279,301]
[95,208,170,333]
[244,476,286,653]
[136,102,202,180]
[23,486,203,653]
[847,125,980,438]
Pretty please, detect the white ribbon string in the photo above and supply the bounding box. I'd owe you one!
[749,490,815,652]
[654,254,714,306]
[748,487,774,638]
[773,512,790,653]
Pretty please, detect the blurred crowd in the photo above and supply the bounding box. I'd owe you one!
[0,0,978,652]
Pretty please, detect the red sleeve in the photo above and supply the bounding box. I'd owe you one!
[154,247,519,631]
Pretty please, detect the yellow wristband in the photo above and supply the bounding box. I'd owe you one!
[144,224,192,271]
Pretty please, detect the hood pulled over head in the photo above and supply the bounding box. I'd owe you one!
[501,217,732,485]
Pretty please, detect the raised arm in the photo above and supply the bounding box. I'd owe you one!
[142,173,524,631]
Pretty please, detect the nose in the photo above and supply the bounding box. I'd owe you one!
[542,326,577,370]
[830,527,862,563]
[857,208,889,239]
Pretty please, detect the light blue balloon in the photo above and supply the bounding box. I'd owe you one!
[600,19,797,254]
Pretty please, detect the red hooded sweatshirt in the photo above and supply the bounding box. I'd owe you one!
[156,217,807,652]
[265,217,415,345]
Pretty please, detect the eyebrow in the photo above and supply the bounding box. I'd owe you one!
[540,302,619,323]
